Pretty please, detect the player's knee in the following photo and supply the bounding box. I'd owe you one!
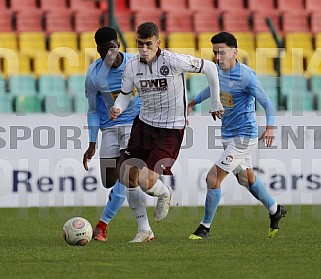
[139,178,155,191]
[206,173,218,189]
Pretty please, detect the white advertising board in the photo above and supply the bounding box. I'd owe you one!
[1,112,321,207]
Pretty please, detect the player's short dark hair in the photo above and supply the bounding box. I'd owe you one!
[137,22,159,39]
[211,32,238,48]
[94,26,118,45]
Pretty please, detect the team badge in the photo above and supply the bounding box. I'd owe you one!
[221,155,233,165]
[160,65,169,76]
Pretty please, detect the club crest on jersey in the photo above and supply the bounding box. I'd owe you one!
[221,155,233,165]
[160,65,169,76]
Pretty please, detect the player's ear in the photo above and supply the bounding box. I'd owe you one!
[117,41,120,48]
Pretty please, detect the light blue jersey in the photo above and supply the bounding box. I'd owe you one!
[85,52,141,142]
[193,62,275,138]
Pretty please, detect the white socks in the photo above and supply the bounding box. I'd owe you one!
[126,187,151,232]
[146,179,169,197]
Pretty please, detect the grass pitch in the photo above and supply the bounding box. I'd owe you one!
[0,205,321,279]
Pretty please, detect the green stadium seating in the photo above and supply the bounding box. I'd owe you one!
[73,94,87,113]
[67,74,85,95]
[257,75,278,112]
[68,74,87,113]
[38,74,66,96]
[0,76,5,94]
[311,75,321,94]
[311,75,321,109]
[0,94,13,113]
[280,75,313,111]
[43,95,74,115]
[188,74,211,113]
[14,95,42,113]
[8,75,36,96]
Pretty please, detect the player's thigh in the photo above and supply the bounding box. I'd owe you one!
[100,157,120,188]
[146,128,184,175]
[99,126,128,188]
[99,126,128,158]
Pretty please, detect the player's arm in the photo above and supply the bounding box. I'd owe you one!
[187,86,211,115]
[201,60,224,120]
[109,63,134,120]
[248,73,276,147]
[109,92,132,119]
[83,74,100,170]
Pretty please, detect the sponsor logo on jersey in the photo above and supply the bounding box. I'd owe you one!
[140,78,168,93]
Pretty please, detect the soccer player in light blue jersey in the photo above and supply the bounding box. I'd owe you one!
[188,32,287,239]
[83,27,151,242]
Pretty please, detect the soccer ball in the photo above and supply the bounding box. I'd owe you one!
[63,217,93,246]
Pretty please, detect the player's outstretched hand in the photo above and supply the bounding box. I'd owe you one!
[83,144,96,171]
[109,106,121,120]
[211,110,224,121]
[259,126,275,147]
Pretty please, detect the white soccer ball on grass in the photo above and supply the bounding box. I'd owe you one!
[63,217,93,246]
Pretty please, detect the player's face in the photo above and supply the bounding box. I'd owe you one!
[97,40,120,67]
[213,43,237,70]
[136,35,160,63]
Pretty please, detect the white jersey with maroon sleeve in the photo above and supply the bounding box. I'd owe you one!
[121,49,204,129]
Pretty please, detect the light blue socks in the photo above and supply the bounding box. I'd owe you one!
[100,180,126,224]
[202,188,221,227]
[249,178,276,214]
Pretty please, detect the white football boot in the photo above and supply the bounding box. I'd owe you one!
[129,230,155,243]
[154,185,172,222]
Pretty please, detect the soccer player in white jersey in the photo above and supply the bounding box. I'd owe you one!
[109,22,223,242]
[83,27,152,242]
[188,31,287,239]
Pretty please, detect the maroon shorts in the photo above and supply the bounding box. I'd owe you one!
[124,116,185,175]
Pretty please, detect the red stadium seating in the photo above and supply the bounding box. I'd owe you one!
[216,0,245,11]
[99,0,129,12]
[69,0,97,10]
[44,9,73,33]
[134,11,162,30]
[0,0,6,8]
[0,10,13,32]
[221,11,251,32]
[40,0,67,10]
[247,0,275,11]
[251,10,281,33]
[129,0,157,11]
[281,11,310,33]
[187,0,215,11]
[14,9,43,32]
[163,10,193,32]
[277,0,305,11]
[103,10,133,32]
[305,0,321,11]
[193,11,220,33]
[74,10,102,33]
[10,0,37,10]
[160,0,188,11]
[310,12,321,34]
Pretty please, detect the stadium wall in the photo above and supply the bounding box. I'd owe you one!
[1,112,321,208]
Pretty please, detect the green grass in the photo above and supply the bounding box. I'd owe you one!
[0,205,321,279]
